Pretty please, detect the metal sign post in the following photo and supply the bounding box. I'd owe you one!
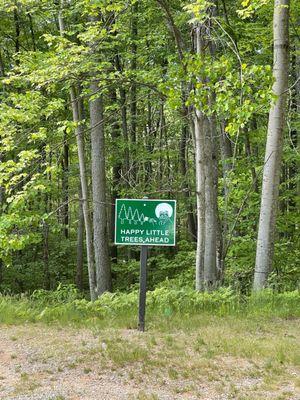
[114,198,176,331]
[138,245,148,332]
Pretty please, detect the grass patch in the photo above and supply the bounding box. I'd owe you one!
[0,286,299,329]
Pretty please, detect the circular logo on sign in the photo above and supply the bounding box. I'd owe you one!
[155,203,173,218]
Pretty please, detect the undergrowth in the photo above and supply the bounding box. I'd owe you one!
[0,284,299,327]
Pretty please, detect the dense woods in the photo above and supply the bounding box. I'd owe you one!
[0,0,299,297]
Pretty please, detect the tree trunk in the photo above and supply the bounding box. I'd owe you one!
[110,88,122,263]
[194,109,205,291]
[193,10,219,290]
[203,116,217,287]
[295,37,300,213]
[130,2,138,184]
[62,129,69,238]
[70,87,97,300]
[0,153,3,286]
[14,9,20,56]
[76,185,84,291]
[58,3,97,300]
[254,0,290,290]
[43,222,50,290]
[89,82,112,295]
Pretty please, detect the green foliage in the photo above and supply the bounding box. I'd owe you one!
[0,285,299,327]
[112,245,195,291]
[0,0,298,298]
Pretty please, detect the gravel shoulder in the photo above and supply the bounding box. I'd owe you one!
[0,322,299,400]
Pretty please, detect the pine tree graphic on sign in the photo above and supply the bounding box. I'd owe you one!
[140,213,145,225]
[119,204,127,224]
[127,207,133,224]
[133,209,139,225]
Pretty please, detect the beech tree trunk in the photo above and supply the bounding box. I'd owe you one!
[194,109,205,290]
[194,15,219,290]
[203,116,217,287]
[89,82,112,295]
[254,0,290,290]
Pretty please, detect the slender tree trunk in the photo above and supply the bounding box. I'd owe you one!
[295,39,300,212]
[28,13,36,51]
[254,0,290,290]
[0,153,3,286]
[76,185,84,291]
[71,87,97,300]
[89,81,112,294]
[130,2,138,184]
[62,129,69,238]
[43,222,50,290]
[14,9,20,56]
[0,49,5,77]
[58,2,97,300]
[120,87,130,182]
[219,120,232,239]
[194,109,205,291]
[115,54,130,183]
[110,88,122,263]
[194,9,219,290]
[181,111,197,241]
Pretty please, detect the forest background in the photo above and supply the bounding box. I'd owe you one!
[0,0,299,300]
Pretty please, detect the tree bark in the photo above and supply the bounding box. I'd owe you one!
[193,7,219,290]
[70,87,97,300]
[43,222,51,290]
[203,116,217,287]
[110,88,122,263]
[76,185,84,291]
[130,2,138,184]
[194,109,205,291]
[62,128,69,238]
[0,152,3,286]
[89,81,112,295]
[254,0,290,290]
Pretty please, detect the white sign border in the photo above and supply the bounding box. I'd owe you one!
[114,198,177,247]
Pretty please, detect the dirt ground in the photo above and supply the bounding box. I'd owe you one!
[0,323,299,400]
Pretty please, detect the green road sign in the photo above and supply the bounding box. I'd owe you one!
[115,199,176,246]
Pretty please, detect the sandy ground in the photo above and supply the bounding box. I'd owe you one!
[0,324,299,400]
[0,325,208,400]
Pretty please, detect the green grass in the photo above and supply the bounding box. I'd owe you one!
[0,287,299,329]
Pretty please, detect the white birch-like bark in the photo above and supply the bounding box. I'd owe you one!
[254,0,290,290]
[194,109,206,290]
